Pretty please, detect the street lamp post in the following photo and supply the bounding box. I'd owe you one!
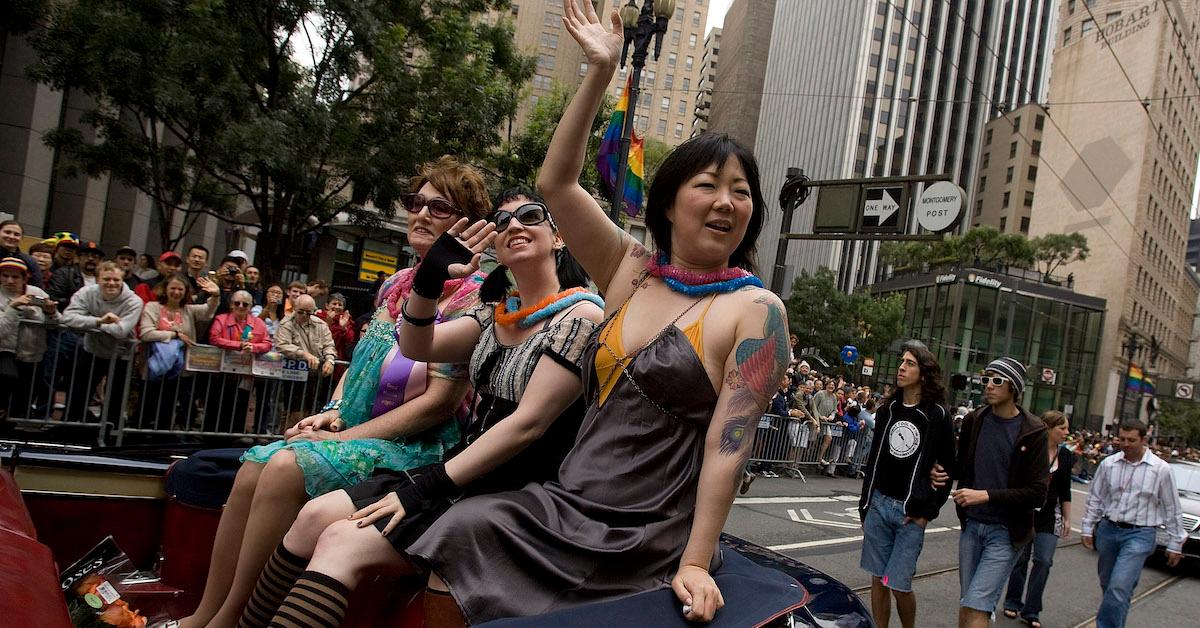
[1119,330,1140,423]
[609,0,674,223]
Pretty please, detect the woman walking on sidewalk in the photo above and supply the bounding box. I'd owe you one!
[1002,410,1074,628]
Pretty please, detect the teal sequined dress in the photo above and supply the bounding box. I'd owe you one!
[241,269,482,497]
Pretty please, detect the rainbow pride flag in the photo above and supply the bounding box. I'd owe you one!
[597,74,645,217]
[1126,363,1154,393]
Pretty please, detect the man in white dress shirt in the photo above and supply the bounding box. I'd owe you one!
[1080,419,1185,628]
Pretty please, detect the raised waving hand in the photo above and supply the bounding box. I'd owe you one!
[561,0,623,70]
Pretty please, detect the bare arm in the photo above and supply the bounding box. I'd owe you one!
[538,0,636,293]
[396,296,483,365]
[444,356,582,486]
[336,374,470,441]
[674,292,790,622]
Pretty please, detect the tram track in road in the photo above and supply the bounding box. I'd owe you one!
[850,540,1085,595]
[1068,574,1185,628]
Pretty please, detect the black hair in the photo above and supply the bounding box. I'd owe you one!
[480,247,591,304]
[219,255,241,267]
[644,133,766,272]
[890,340,947,408]
[187,244,209,256]
[493,185,544,208]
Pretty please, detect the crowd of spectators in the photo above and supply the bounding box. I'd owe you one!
[0,220,356,435]
[1067,428,1200,482]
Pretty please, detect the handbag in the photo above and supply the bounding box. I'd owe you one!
[146,339,186,380]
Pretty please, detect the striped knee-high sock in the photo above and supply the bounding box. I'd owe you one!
[237,543,308,628]
[268,571,350,628]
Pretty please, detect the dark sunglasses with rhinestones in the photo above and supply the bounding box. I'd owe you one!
[399,193,462,220]
[492,202,553,233]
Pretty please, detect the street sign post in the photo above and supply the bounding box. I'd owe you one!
[1176,382,1194,399]
[915,181,964,233]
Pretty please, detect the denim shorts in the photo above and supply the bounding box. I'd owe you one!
[959,518,1023,613]
[860,490,926,592]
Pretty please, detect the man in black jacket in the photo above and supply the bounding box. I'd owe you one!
[0,220,43,288]
[857,341,955,628]
[934,356,1049,628]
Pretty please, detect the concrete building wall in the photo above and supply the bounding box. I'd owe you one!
[705,0,774,153]
[1028,0,1200,421]
[500,1,591,137]
[970,102,1047,233]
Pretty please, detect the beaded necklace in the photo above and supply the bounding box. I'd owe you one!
[382,265,470,320]
[645,252,764,296]
[494,287,604,328]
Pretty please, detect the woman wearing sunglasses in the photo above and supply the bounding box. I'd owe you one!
[182,156,491,628]
[234,188,605,628]
[378,3,794,625]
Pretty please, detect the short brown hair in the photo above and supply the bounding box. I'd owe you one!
[306,278,329,290]
[96,261,123,276]
[287,281,306,292]
[29,242,53,255]
[410,155,491,221]
[1041,410,1068,430]
[155,273,194,304]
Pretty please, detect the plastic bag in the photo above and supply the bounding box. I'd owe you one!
[60,536,174,628]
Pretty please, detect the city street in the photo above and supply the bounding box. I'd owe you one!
[727,474,1198,627]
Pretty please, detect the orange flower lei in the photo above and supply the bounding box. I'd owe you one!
[493,287,599,328]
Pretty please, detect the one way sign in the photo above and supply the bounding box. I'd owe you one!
[861,186,903,230]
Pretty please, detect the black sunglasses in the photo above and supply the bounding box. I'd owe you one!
[492,203,552,233]
[400,193,461,220]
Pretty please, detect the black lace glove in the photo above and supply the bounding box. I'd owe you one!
[393,463,459,516]
[412,233,474,299]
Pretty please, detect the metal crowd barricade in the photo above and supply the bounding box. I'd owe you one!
[4,319,137,445]
[115,342,348,444]
[747,414,875,478]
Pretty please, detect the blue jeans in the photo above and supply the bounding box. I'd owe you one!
[1003,531,1059,620]
[959,519,1024,613]
[1094,518,1156,628]
[860,490,926,592]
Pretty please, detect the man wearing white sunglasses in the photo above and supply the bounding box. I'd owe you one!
[932,357,1050,628]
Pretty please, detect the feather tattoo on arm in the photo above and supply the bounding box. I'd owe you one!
[719,296,790,459]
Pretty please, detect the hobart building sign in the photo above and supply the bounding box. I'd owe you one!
[1096,1,1158,45]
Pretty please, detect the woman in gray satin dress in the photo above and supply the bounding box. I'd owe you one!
[407,2,793,625]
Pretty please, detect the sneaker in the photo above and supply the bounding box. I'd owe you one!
[739,472,756,495]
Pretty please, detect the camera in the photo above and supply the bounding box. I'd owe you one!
[29,295,46,306]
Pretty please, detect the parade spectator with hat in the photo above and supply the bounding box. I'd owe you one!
[114,245,142,289]
[49,233,79,272]
[933,356,1049,628]
[135,251,185,303]
[0,220,43,288]
[48,240,104,305]
[0,257,59,420]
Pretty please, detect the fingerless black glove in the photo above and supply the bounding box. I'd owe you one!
[393,463,458,516]
[412,233,474,299]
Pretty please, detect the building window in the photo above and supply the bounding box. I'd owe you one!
[657,119,667,134]
[664,74,674,89]
[1031,140,1041,156]
[1006,166,1014,183]
[1009,141,1018,159]
[646,69,656,86]
[1082,19,1094,35]
[1027,165,1038,181]
[979,176,986,192]
[668,52,677,67]
[675,7,683,20]
[1024,191,1034,206]
[692,11,701,26]
[678,99,687,114]
[1107,11,1122,23]
[1035,114,1045,130]
[1064,26,1072,44]
[1020,216,1030,233]
[1000,216,1007,230]
[661,96,670,111]
[975,200,983,216]
[538,54,555,70]
[985,128,993,145]
[1013,116,1021,130]
[672,29,681,44]
[685,56,694,71]
[543,11,560,27]
[1003,192,1010,207]
[981,152,990,168]
[682,78,690,92]
[1068,0,1076,14]
[540,32,558,48]
[689,33,698,48]
[675,123,684,138]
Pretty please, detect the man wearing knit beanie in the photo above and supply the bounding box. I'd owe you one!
[931,356,1050,627]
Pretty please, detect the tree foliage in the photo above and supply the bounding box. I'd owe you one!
[1158,400,1200,447]
[19,0,534,279]
[491,81,611,197]
[879,226,1086,281]
[785,267,906,368]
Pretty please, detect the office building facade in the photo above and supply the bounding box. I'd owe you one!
[705,0,775,152]
[751,0,1058,295]
[971,102,1048,233]
[1027,0,1200,423]
[690,27,720,137]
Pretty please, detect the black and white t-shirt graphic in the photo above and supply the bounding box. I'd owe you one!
[887,420,921,459]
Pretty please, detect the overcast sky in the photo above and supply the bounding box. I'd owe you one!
[705,0,734,34]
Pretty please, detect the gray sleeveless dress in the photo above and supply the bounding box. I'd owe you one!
[406,297,720,624]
